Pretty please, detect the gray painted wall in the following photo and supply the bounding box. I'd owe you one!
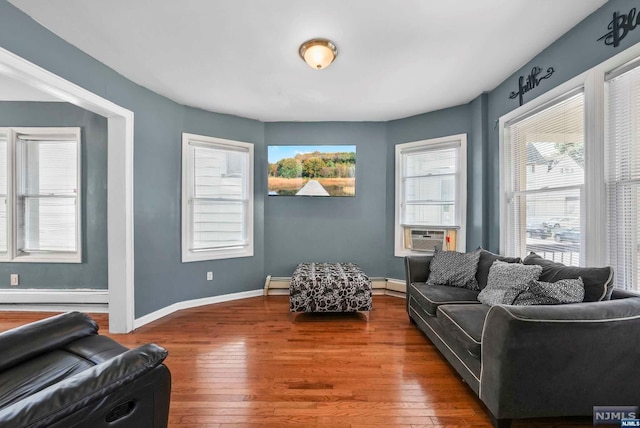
[0,101,108,289]
[264,122,387,277]
[1,0,636,316]
[470,94,489,247]
[0,1,265,317]
[485,0,640,252]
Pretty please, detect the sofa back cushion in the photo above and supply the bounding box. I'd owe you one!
[523,252,614,301]
[476,249,521,289]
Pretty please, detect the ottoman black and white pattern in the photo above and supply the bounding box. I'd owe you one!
[289,263,372,314]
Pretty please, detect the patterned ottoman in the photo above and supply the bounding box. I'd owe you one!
[289,262,372,317]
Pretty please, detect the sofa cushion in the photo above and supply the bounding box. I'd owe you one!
[477,261,543,306]
[523,252,614,302]
[409,282,480,316]
[437,304,491,359]
[512,278,585,305]
[476,249,521,289]
[426,248,481,290]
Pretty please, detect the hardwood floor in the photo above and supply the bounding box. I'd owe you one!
[0,296,593,427]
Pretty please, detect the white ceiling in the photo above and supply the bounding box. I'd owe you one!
[8,0,608,122]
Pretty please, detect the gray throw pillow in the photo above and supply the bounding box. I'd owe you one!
[478,261,543,306]
[475,248,521,289]
[512,278,585,305]
[426,248,481,290]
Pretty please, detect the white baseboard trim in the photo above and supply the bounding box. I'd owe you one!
[0,289,108,304]
[0,289,109,314]
[0,303,108,313]
[134,289,263,330]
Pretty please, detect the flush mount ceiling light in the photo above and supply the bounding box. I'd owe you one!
[299,38,337,70]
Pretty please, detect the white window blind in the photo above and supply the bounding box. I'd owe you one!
[605,62,640,291]
[0,127,81,263]
[400,142,460,227]
[17,135,79,253]
[182,133,253,262]
[0,131,7,254]
[189,143,248,251]
[505,92,584,265]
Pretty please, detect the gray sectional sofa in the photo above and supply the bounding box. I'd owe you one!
[405,250,640,428]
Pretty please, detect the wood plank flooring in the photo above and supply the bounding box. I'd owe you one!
[0,296,593,427]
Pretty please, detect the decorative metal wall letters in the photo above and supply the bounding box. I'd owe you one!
[509,66,555,106]
[598,7,640,48]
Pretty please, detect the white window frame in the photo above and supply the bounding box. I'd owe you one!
[499,41,640,270]
[0,127,82,263]
[394,134,467,257]
[500,88,587,265]
[181,132,254,262]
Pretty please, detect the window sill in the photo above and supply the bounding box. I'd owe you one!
[0,254,81,264]
[182,246,254,263]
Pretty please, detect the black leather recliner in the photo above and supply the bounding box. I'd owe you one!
[0,312,171,428]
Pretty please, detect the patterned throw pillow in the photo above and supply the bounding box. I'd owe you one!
[512,278,585,305]
[523,252,613,301]
[426,248,481,290]
[477,261,543,306]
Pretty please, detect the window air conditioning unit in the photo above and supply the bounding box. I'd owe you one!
[409,229,446,252]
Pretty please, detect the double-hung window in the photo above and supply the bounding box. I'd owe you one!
[395,134,467,256]
[502,91,584,266]
[0,127,81,263]
[500,45,640,293]
[181,133,253,262]
[605,60,640,291]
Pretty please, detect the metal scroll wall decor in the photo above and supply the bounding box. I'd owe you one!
[509,66,555,106]
[598,7,640,48]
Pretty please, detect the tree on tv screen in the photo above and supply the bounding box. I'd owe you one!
[269,151,355,179]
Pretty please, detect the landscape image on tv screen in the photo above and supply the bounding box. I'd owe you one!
[268,145,356,197]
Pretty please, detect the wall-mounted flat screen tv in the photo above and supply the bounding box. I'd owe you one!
[268,145,356,197]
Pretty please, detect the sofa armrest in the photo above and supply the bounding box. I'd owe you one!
[0,343,169,428]
[404,255,433,285]
[405,255,433,316]
[0,312,98,372]
[611,288,640,299]
[480,298,640,419]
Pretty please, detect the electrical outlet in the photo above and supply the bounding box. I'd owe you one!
[206,271,213,281]
[10,274,18,286]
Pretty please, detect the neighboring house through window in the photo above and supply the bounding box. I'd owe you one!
[181,133,254,262]
[0,127,81,263]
